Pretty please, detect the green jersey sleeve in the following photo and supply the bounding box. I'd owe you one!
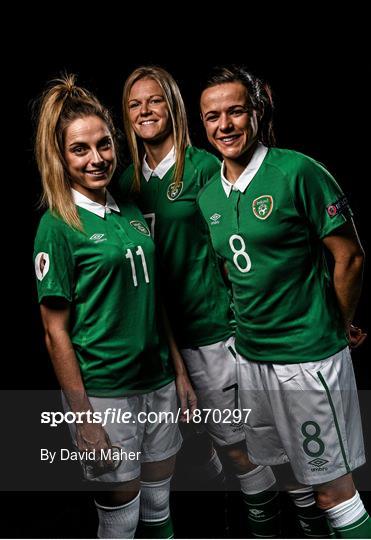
[198,151,221,188]
[293,156,353,239]
[34,214,74,303]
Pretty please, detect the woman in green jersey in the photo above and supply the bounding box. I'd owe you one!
[119,65,285,538]
[33,74,182,539]
[198,64,370,539]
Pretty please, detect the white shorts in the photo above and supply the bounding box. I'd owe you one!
[63,381,182,483]
[237,346,366,485]
[181,336,245,446]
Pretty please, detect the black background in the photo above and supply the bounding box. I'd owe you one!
[2,24,370,538]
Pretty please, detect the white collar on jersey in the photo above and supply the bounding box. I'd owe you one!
[221,142,268,197]
[142,146,176,181]
[71,188,120,218]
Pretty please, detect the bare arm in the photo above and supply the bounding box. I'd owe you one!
[40,298,111,453]
[323,221,366,346]
[161,305,197,420]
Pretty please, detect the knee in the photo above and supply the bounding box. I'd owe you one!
[141,456,176,482]
[95,483,140,507]
[222,443,254,473]
[315,474,356,510]
[315,488,356,510]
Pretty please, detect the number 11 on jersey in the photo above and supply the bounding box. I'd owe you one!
[125,246,150,287]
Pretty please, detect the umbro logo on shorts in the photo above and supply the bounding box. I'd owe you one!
[209,213,221,225]
[308,457,329,467]
[308,457,329,471]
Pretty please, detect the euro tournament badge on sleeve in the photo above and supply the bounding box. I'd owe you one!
[35,252,50,281]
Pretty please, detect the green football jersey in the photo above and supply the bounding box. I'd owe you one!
[34,199,174,397]
[118,146,234,348]
[197,147,351,363]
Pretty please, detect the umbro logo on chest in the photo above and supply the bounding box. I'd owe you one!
[209,213,221,225]
[89,233,107,243]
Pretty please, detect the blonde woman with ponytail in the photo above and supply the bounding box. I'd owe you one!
[33,74,182,539]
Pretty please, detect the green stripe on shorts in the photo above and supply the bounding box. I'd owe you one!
[316,370,350,473]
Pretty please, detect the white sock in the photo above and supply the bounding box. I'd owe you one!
[237,465,276,495]
[288,486,315,507]
[140,476,172,522]
[95,491,140,538]
[325,491,366,529]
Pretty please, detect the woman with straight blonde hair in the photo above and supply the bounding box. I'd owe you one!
[119,65,283,538]
[33,73,182,539]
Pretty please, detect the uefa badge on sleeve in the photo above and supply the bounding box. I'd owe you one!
[326,196,351,219]
[252,195,274,220]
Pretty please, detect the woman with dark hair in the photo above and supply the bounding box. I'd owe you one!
[198,65,370,538]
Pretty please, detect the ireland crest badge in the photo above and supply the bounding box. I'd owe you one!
[167,182,183,201]
[252,195,273,220]
[130,220,151,236]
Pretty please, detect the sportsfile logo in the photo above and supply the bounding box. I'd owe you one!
[89,233,107,243]
[209,213,221,225]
